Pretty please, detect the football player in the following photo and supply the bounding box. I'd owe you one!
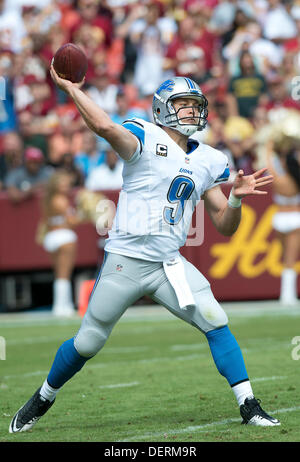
[9,71,279,433]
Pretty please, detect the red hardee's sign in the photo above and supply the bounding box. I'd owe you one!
[180,187,299,301]
[0,186,299,301]
[182,194,300,301]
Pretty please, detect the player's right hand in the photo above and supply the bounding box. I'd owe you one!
[50,64,85,93]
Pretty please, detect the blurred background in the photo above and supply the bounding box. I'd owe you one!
[0,0,300,315]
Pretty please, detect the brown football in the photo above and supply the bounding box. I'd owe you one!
[52,43,88,83]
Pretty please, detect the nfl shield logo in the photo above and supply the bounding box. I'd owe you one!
[116,264,123,271]
[185,157,190,164]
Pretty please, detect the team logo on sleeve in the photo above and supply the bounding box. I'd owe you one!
[156,144,168,157]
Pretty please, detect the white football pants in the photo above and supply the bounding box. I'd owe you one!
[74,252,228,358]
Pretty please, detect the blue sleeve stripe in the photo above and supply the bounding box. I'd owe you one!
[216,166,230,181]
[122,122,145,145]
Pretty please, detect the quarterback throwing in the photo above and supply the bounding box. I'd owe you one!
[9,72,279,433]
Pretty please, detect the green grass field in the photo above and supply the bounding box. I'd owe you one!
[0,301,300,443]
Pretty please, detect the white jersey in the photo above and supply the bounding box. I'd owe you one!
[104,118,229,262]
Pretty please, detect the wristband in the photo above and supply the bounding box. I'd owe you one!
[228,189,242,208]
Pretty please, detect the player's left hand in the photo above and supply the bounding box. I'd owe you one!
[232,168,273,199]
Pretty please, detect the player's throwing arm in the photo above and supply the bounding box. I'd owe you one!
[50,65,139,162]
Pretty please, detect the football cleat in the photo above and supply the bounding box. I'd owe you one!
[9,387,55,433]
[240,397,281,426]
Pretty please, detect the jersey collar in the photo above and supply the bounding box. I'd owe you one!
[186,139,199,155]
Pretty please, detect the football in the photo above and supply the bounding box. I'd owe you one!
[52,43,88,83]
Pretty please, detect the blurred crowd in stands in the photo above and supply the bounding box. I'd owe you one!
[1,0,300,201]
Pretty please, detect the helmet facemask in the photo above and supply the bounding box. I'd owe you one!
[164,96,208,136]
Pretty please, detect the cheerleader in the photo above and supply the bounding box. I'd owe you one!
[267,137,300,305]
[41,171,82,316]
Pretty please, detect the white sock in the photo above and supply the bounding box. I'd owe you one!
[53,278,74,308]
[232,380,254,406]
[40,379,60,402]
[280,268,297,303]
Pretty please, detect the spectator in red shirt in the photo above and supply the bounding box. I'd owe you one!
[39,23,69,75]
[183,0,218,18]
[185,3,218,70]
[73,23,108,83]
[262,75,300,113]
[22,75,55,118]
[164,13,217,78]
[70,0,113,50]
[164,16,204,77]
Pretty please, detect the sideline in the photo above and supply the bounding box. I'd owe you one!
[0,300,299,328]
